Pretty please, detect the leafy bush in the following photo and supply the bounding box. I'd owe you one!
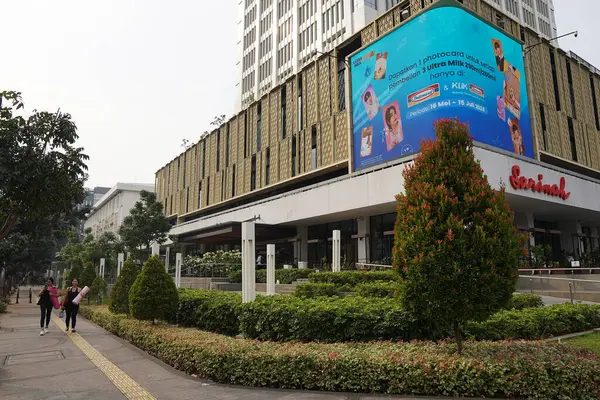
[465,303,600,340]
[80,262,97,289]
[354,281,400,298]
[0,300,6,313]
[239,295,427,342]
[228,268,315,284]
[506,293,544,310]
[109,260,140,315]
[66,266,82,285]
[82,306,600,400]
[308,270,397,286]
[129,255,179,322]
[293,283,339,298]
[183,250,242,276]
[90,275,108,305]
[172,289,241,336]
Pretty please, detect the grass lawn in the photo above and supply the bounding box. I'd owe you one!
[566,332,600,355]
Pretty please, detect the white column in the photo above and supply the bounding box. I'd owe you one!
[357,217,370,264]
[242,221,256,303]
[151,242,160,256]
[56,270,60,289]
[99,258,105,278]
[175,253,182,288]
[297,225,308,263]
[165,247,171,272]
[266,244,276,296]
[117,253,125,277]
[126,252,131,260]
[332,230,341,272]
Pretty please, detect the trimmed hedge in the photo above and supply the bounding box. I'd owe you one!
[465,303,600,341]
[228,268,316,284]
[293,283,339,298]
[506,293,544,310]
[239,295,431,342]
[308,271,397,285]
[354,281,399,298]
[81,306,600,399]
[172,289,241,336]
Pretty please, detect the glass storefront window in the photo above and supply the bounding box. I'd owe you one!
[370,213,397,265]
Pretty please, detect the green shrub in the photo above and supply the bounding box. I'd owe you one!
[293,283,338,298]
[90,276,108,305]
[228,268,315,284]
[506,293,544,310]
[354,281,400,298]
[109,260,139,315]
[80,262,97,289]
[81,306,600,400]
[465,303,600,340]
[239,295,428,342]
[0,300,6,313]
[172,290,241,335]
[129,255,179,322]
[66,266,82,285]
[308,270,397,286]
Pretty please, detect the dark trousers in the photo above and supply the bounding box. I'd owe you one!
[65,304,79,329]
[40,304,52,328]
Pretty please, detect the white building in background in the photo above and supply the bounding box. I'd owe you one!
[235,0,557,112]
[84,183,155,238]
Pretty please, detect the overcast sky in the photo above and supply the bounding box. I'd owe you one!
[1,0,597,188]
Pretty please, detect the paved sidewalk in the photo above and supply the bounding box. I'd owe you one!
[0,289,447,400]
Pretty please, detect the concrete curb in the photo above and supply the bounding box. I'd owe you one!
[544,328,600,342]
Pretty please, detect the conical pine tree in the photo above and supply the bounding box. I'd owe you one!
[393,119,526,353]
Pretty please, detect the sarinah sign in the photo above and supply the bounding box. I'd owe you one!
[509,165,570,200]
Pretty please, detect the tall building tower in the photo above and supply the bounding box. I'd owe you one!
[235,0,557,112]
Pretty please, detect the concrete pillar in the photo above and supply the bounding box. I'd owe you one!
[590,227,599,250]
[296,226,308,263]
[357,217,370,264]
[560,221,582,256]
[242,221,256,303]
[175,253,182,288]
[151,242,160,256]
[165,247,171,272]
[266,244,276,296]
[99,258,105,279]
[126,252,131,260]
[117,253,125,277]
[332,230,341,272]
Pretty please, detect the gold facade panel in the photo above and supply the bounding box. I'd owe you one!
[318,58,332,119]
[360,23,377,46]
[322,117,334,167]
[286,80,295,138]
[377,12,394,37]
[335,111,349,161]
[270,91,280,147]
[306,65,318,125]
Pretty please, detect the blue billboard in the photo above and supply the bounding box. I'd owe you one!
[350,4,533,171]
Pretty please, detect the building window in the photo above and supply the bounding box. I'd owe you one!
[232,165,236,197]
[291,135,297,177]
[298,74,303,131]
[549,49,561,111]
[244,114,248,158]
[311,125,317,170]
[221,171,225,201]
[197,182,202,208]
[202,142,206,179]
[265,148,271,185]
[257,102,262,150]
[281,85,287,139]
[186,187,190,213]
[216,130,221,171]
[206,177,211,204]
[337,60,346,111]
[226,123,230,166]
[539,103,548,151]
[565,60,577,119]
[251,155,257,191]
[567,117,577,162]
[590,75,600,131]
[170,195,173,215]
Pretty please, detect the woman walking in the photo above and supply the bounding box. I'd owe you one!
[63,279,84,333]
[38,277,58,336]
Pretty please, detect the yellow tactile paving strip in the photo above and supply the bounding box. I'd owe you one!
[52,314,157,400]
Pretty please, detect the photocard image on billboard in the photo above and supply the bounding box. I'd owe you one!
[504,63,521,119]
[360,126,374,157]
[492,39,506,72]
[362,85,380,121]
[508,118,524,155]
[496,95,506,121]
[382,101,404,152]
[374,52,388,80]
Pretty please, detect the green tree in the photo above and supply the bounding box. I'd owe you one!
[90,275,108,305]
[392,119,525,353]
[118,191,170,260]
[0,91,88,240]
[109,260,139,314]
[80,262,96,289]
[129,256,178,322]
[66,266,82,286]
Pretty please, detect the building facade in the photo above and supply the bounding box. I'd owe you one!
[84,183,155,238]
[235,0,557,111]
[159,0,600,267]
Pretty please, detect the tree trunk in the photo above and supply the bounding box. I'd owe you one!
[454,321,463,354]
[0,215,17,240]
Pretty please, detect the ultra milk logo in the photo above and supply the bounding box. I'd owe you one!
[407,84,441,107]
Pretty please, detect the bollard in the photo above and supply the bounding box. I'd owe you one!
[16,288,19,304]
[568,281,574,304]
[29,288,32,303]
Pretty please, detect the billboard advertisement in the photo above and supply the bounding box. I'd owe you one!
[350,4,533,171]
